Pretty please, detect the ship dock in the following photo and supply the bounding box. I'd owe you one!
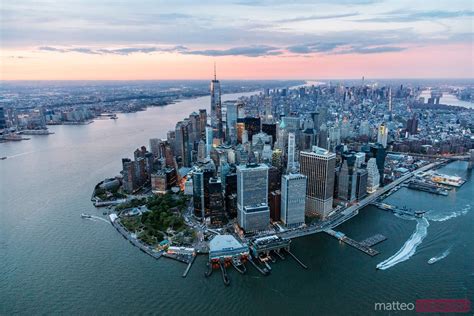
[324,229,384,257]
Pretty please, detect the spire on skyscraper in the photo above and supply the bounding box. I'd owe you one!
[213,61,216,81]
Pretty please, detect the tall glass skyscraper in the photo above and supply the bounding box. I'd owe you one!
[237,163,269,232]
[281,173,307,227]
[300,146,336,219]
[210,66,222,141]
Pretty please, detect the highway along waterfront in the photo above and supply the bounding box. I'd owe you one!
[1,92,473,314]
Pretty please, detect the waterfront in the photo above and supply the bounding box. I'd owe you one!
[420,89,474,109]
[1,93,473,314]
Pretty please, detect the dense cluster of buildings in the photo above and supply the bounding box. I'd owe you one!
[108,75,474,235]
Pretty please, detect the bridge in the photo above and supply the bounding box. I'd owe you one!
[388,151,470,161]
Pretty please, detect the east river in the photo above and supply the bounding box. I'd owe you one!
[1,91,473,315]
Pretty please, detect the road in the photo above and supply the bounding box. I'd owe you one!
[272,160,444,240]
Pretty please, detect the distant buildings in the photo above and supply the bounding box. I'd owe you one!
[0,107,6,129]
[300,146,336,219]
[406,114,418,135]
[237,163,269,232]
[281,173,307,227]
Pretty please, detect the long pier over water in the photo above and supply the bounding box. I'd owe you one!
[324,229,383,257]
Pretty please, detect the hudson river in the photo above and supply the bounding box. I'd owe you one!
[1,92,472,314]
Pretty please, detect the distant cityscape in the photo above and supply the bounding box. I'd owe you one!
[49,74,473,284]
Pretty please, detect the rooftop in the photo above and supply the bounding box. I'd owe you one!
[209,235,246,252]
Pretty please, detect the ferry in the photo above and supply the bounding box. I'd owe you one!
[431,173,465,187]
[81,213,92,218]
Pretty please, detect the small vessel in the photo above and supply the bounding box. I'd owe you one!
[81,213,92,218]
[0,156,6,160]
[428,257,437,264]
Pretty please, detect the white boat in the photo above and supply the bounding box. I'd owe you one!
[428,257,437,264]
[81,213,92,218]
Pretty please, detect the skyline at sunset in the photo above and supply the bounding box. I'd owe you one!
[2,0,473,80]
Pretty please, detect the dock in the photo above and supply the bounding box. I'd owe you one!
[182,254,196,278]
[283,249,308,269]
[324,229,380,257]
[360,234,387,247]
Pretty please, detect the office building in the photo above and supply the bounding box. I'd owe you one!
[210,66,222,141]
[356,169,368,200]
[338,155,357,202]
[149,138,162,158]
[377,123,388,148]
[366,158,380,193]
[208,177,225,225]
[300,146,336,218]
[0,107,6,129]
[281,173,307,227]
[225,101,238,144]
[287,132,296,172]
[237,163,269,232]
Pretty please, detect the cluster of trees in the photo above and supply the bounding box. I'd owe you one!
[121,193,189,245]
[94,186,126,201]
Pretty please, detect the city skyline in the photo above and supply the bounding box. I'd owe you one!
[2,0,473,80]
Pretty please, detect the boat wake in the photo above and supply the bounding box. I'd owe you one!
[428,247,452,264]
[426,204,471,222]
[376,217,430,270]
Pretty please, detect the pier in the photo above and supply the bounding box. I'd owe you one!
[360,234,387,247]
[182,254,196,278]
[283,249,308,269]
[324,229,381,257]
[248,257,270,275]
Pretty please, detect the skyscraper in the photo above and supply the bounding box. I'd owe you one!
[0,107,6,129]
[370,144,386,187]
[300,146,336,218]
[225,101,238,144]
[388,87,392,112]
[281,173,307,227]
[199,109,207,138]
[149,138,162,158]
[237,163,269,232]
[406,113,418,135]
[287,132,296,172]
[210,65,222,141]
[366,158,380,193]
[377,123,388,148]
[338,154,357,202]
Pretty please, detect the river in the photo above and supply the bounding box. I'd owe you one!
[1,91,473,314]
[420,89,473,109]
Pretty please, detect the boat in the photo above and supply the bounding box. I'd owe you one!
[428,257,437,264]
[81,213,92,218]
[431,173,465,187]
[0,156,6,160]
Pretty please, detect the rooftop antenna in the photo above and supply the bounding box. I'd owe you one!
[214,61,216,81]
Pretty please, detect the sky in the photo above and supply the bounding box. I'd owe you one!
[1,0,473,80]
